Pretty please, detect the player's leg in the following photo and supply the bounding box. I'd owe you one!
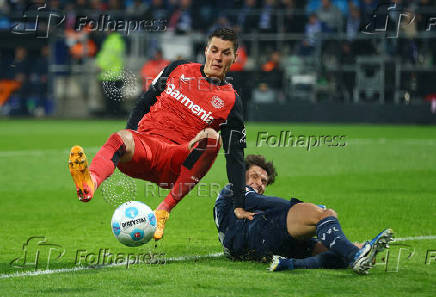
[68,130,134,202]
[286,203,361,265]
[271,234,393,274]
[270,251,349,271]
[154,128,221,240]
[286,203,338,239]
[286,203,393,274]
[89,130,134,187]
[270,242,363,271]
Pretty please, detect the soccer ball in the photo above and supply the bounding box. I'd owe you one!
[111,201,157,247]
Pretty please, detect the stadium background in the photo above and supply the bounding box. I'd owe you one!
[0,1,435,296]
[1,0,436,122]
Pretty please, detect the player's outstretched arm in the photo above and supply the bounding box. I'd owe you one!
[244,189,293,211]
[221,93,252,219]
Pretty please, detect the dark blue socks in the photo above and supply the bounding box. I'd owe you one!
[316,216,360,264]
[292,250,348,269]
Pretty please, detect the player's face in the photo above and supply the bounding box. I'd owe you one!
[204,37,237,80]
[246,165,268,195]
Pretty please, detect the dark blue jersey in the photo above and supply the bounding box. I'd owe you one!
[213,184,298,259]
[214,184,292,234]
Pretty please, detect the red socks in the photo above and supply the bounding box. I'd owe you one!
[89,133,126,189]
[157,137,220,212]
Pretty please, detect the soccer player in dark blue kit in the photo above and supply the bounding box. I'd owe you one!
[213,155,394,274]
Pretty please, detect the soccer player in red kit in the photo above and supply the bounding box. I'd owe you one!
[68,28,255,240]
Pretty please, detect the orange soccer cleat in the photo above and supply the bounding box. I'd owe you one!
[68,145,95,202]
[153,209,170,240]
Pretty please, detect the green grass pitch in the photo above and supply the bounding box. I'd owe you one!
[0,120,435,296]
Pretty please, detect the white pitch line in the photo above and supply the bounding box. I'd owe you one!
[393,235,436,242]
[0,252,224,279]
[1,235,435,279]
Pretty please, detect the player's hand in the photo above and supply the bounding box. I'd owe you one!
[234,208,256,220]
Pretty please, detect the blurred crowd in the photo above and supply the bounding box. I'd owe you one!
[0,0,434,34]
[0,45,50,116]
[1,0,436,115]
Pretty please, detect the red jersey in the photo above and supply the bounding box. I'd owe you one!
[137,62,238,144]
[126,60,247,208]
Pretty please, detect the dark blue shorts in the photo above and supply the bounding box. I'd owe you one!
[243,198,317,261]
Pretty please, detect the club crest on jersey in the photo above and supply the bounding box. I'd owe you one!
[211,96,224,109]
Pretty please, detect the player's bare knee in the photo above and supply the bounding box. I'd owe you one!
[327,208,338,218]
[320,208,337,220]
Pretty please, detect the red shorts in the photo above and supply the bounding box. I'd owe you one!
[117,130,190,188]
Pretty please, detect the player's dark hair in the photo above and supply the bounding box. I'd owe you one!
[245,155,277,185]
[207,27,239,53]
